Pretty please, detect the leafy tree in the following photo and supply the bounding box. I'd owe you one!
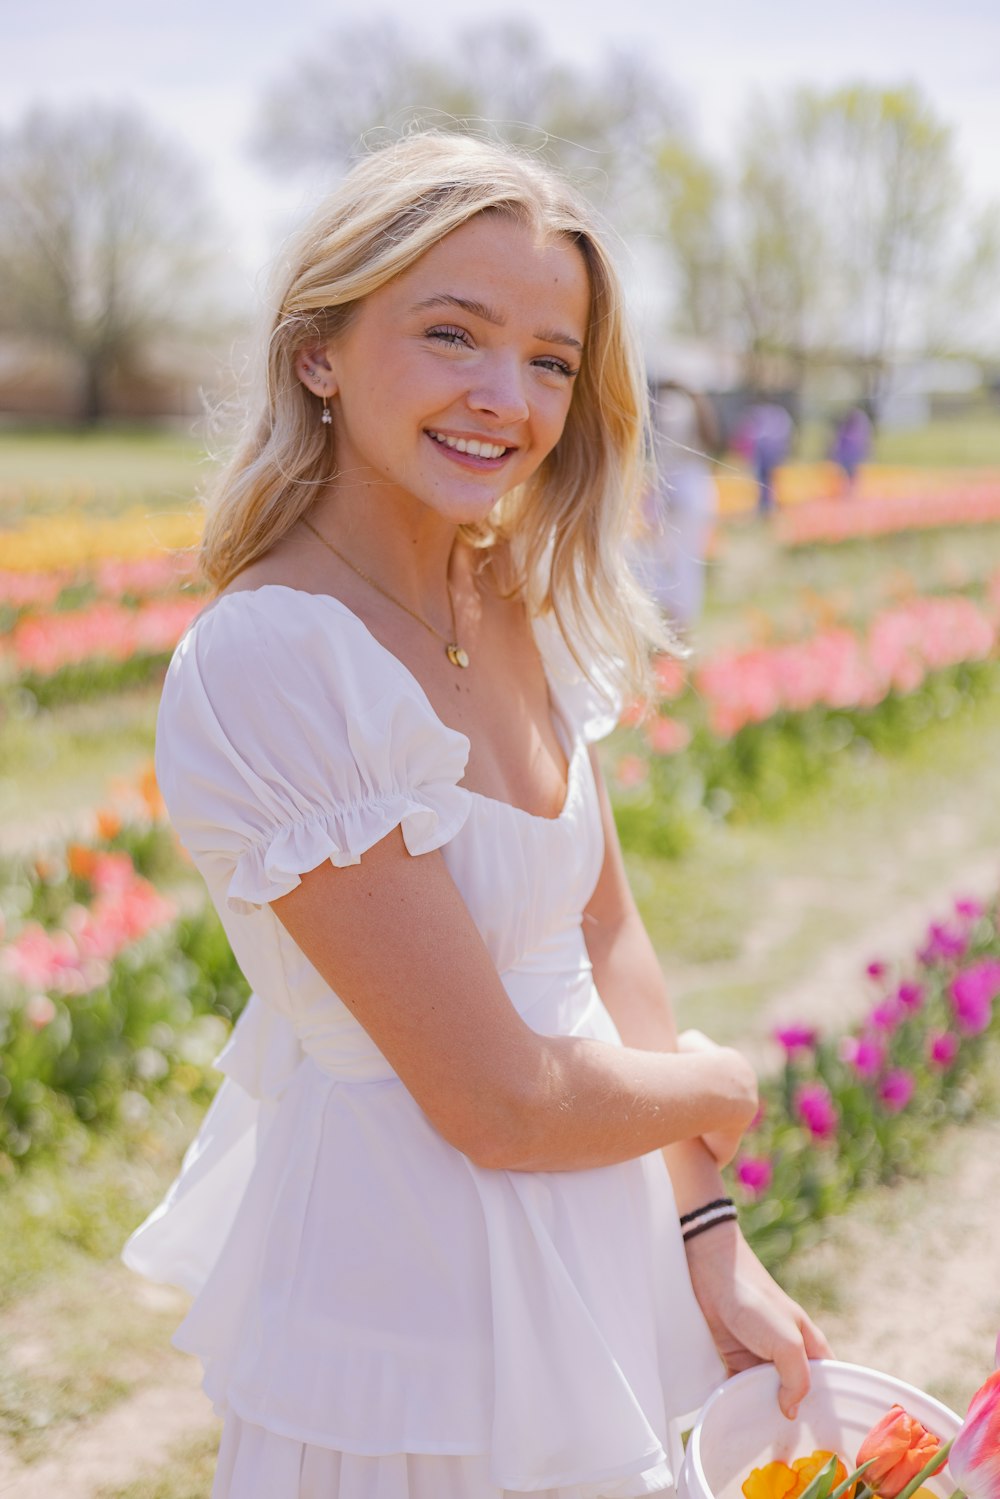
[253,19,682,213]
[722,83,991,407]
[652,139,730,344]
[0,105,220,425]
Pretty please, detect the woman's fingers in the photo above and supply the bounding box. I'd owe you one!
[800,1309,834,1361]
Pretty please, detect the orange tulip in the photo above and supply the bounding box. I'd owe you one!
[96,809,122,841]
[138,763,165,820]
[66,843,98,881]
[856,1406,947,1498]
[793,1451,852,1499]
[743,1461,800,1499]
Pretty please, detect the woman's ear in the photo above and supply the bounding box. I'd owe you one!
[295,346,338,399]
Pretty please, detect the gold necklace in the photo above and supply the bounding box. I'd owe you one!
[300,517,470,668]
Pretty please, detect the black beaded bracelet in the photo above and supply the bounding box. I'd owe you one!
[678,1196,735,1228]
[681,1208,738,1245]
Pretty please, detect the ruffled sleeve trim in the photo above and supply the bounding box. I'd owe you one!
[226,782,470,914]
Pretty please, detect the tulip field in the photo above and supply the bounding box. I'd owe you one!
[3,432,1000,1495]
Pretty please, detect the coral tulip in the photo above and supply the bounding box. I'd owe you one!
[855,1405,946,1497]
[950,1367,1000,1499]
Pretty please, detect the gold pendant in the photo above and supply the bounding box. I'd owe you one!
[446,643,470,669]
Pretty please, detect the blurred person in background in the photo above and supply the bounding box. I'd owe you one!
[640,378,721,630]
[740,399,794,516]
[829,404,873,498]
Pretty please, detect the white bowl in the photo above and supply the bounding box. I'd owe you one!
[678,1360,961,1499]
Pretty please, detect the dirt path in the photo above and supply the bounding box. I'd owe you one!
[0,1357,215,1499]
[785,1115,1000,1418]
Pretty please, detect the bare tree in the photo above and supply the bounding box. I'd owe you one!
[253,19,682,214]
[0,105,220,424]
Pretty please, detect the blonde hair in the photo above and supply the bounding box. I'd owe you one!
[200,132,667,698]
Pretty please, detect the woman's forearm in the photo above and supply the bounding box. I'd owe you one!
[582,900,736,1209]
[490,1030,757,1173]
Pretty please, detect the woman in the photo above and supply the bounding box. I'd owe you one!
[125,133,829,1499]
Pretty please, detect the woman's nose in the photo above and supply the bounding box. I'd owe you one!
[467,357,530,424]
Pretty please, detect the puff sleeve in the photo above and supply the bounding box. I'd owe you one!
[154,590,472,915]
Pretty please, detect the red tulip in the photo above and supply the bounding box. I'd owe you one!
[951,1367,1000,1499]
[855,1405,946,1497]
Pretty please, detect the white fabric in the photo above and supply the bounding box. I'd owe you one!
[123,586,725,1498]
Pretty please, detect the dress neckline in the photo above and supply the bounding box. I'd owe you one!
[203,584,583,826]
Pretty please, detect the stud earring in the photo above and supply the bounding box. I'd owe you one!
[321,396,331,426]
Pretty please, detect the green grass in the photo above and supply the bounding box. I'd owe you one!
[703,516,1000,653]
[795,410,1000,467]
[627,681,1000,1044]
[0,685,160,849]
[0,1099,206,1462]
[0,429,209,521]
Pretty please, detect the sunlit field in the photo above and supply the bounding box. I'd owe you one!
[3,424,1000,1495]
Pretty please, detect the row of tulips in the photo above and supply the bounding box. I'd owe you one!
[611,587,1000,857]
[0,506,201,572]
[729,893,1000,1271]
[0,552,200,618]
[0,800,249,1168]
[774,479,1000,548]
[1,594,204,706]
[5,784,1000,1390]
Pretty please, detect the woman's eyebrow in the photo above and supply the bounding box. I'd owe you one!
[411,293,504,324]
[411,293,583,351]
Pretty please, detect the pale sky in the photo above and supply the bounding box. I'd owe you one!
[6,0,1000,336]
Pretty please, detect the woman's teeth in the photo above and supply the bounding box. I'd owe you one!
[429,432,508,459]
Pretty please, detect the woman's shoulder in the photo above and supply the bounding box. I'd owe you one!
[180,581,375,663]
[162,583,420,747]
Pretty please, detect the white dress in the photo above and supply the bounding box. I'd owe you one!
[123,586,724,1499]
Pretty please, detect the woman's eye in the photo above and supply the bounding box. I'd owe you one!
[535,356,578,379]
[426,325,472,348]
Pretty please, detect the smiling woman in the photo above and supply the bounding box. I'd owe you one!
[122,132,829,1499]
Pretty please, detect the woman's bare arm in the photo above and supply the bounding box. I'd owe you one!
[581,749,832,1417]
[271,825,757,1174]
[581,748,746,1196]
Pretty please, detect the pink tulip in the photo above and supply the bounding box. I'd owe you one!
[895,981,925,1013]
[795,1082,838,1141]
[869,997,904,1033]
[615,754,648,789]
[646,715,692,756]
[841,1033,886,1080]
[927,1031,959,1069]
[878,1069,915,1114]
[735,1156,774,1199]
[920,922,970,966]
[950,961,1000,1036]
[950,1364,1000,1499]
[774,1024,819,1055]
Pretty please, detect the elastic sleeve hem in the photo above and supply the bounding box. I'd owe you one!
[226,784,470,914]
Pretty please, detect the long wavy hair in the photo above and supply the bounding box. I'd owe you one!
[200,131,667,697]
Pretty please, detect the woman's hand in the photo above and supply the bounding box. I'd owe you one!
[684,1219,833,1419]
[676,1029,757,1167]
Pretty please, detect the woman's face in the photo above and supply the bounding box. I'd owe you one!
[301,213,591,528]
